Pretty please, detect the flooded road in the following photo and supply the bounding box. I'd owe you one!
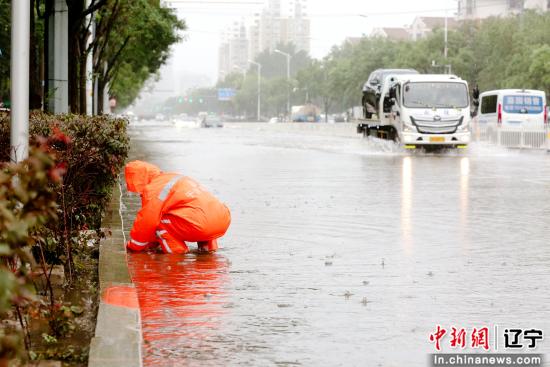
[123,121,550,366]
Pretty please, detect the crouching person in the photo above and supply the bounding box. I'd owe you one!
[124,161,231,254]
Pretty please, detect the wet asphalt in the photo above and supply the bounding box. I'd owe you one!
[122,120,550,367]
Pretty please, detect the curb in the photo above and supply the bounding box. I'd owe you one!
[88,183,143,367]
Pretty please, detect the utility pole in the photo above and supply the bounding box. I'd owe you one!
[86,0,94,115]
[47,0,69,114]
[274,49,291,121]
[444,10,448,60]
[248,60,262,122]
[10,0,30,162]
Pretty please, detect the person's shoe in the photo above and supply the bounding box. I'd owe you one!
[197,239,218,253]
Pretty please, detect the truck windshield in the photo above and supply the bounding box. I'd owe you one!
[403,82,469,109]
[503,95,543,114]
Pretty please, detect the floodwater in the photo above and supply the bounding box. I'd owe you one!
[122,121,550,367]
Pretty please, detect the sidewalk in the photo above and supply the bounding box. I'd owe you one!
[88,183,143,367]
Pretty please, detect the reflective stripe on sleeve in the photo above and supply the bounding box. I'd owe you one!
[158,175,184,201]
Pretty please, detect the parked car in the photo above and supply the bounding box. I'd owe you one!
[201,115,224,128]
[362,68,419,119]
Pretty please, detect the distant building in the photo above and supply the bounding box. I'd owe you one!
[370,27,411,41]
[280,0,310,55]
[410,17,459,41]
[344,37,363,45]
[247,0,310,61]
[457,0,549,20]
[218,22,249,81]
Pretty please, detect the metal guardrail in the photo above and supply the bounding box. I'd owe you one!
[472,121,550,150]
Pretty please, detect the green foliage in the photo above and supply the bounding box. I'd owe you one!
[253,42,312,79]
[0,112,129,361]
[234,11,550,115]
[165,12,550,118]
[0,112,129,232]
[0,145,60,360]
[103,0,186,110]
[0,0,184,111]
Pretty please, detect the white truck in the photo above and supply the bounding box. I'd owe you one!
[357,74,471,149]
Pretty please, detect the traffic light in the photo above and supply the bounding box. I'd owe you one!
[178,96,183,104]
[189,98,193,103]
[199,98,204,104]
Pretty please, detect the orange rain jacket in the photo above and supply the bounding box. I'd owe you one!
[125,161,231,253]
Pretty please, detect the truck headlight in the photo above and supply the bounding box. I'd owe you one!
[457,117,469,131]
[403,119,416,132]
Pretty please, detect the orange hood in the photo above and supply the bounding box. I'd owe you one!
[125,161,162,194]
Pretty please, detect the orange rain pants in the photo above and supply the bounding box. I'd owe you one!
[124,161,231,254]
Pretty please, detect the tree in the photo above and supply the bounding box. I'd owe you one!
[94,0,185,112]
[0,0,10,105]
[253,42,311,79]
[527,45,550,101]
[296,60,333,121]
[66,0,108,113]
[0,0,183,113]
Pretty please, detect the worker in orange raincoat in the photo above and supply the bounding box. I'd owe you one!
[125,161,231,254]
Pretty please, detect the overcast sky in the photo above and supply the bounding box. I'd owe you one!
[165,0,457,84]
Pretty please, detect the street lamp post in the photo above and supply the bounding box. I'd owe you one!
[274,49,291,121]
[233,65,247,79]
[248,60,261,122]
[11,0,30,162]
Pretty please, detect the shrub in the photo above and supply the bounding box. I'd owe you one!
[0,112,130,273]
[0,145,60,360]
[0,112,129,362]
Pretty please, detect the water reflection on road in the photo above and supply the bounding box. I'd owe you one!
[123,121,550,366]
[127,253,229,365]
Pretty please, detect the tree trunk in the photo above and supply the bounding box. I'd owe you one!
[29,0,42,110]
[43,0,52,111]
[68,1,86,113]
[68,34,79,113]
[79,52,87,113]
[97,77,105,114]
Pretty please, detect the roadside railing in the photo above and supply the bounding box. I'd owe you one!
[471,121,550,150]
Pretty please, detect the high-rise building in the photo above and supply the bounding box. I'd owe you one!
[457,0,548,20]
[258,0,282,54]
[280,0,310,55]
[218,0,311,81]
[248,0,310,60]
[218,21,249,80]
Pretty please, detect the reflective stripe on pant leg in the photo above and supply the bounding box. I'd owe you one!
[155,228,189,254]
[156,230,172,254]
[130,238,150,247]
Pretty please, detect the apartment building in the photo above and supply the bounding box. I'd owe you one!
[457,0,548,20]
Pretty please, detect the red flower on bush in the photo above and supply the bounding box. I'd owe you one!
[51,125,71,145]
[49,162,67,183]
